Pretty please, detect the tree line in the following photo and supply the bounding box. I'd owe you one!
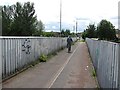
[61,29,76,37]
[82,19,118,41]
[2,2,75,37]
[2,2,118,40]
[2,2,44,36]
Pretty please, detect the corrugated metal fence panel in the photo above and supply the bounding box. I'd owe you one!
[86,38,120,88]
[118,44,120,89]
[2,37,77,79]
[0,40,1,80]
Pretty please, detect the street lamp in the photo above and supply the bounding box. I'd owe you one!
[76,21,78,34]
[60,0,62,36]
[73,19,78,36]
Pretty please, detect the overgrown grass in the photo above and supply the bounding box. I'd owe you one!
[91,67,100,88]
[31,47,64,66]
[39,54,48,62]
[92,68,96,77]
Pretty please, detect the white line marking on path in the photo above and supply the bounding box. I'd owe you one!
[46,44,79,88]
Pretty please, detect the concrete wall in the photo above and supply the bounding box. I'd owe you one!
[1,37,76,79]
[86,38,120,88]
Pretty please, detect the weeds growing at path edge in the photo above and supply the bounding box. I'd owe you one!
[92,68,96,77]
[39,54,48,62]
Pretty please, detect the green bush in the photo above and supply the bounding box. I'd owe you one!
[39,54,47,62]
[97,19,116,41]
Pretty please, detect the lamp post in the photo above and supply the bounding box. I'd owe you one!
[73,19,78,36]
[76,21,78,35]
[73,18,79,38]
[60,0,62,36]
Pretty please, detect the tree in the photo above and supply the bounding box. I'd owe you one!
[42,31,54,37]
[86,24,96,38]
[81,24,96,39]
[64,29,70,37]
[82,30,87,40]
[2,5,13,35]
[12,2,37,36]
[34,20,44,36]
[61,29,65,37]
[71,32,76,37]
[97,19,116,40]
[2,2,38,36]
[60,29,71,37]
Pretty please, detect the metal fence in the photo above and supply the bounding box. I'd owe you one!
[86,38,120,88]
[1,37,76,80]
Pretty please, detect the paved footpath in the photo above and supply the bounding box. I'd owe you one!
[3,42,98,88]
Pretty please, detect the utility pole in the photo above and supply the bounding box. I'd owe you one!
[60,0,62,37]
[73,26,75,32]
[76,21,77,35]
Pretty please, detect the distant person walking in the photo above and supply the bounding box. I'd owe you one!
[67,36,73,53]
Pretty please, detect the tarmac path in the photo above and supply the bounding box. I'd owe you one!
[3,42,98,88]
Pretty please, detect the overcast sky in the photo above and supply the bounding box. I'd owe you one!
[0,0,119,32]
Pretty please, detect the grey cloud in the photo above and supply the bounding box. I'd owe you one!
[45,21,73,31]
[110,16,118,20]
[44,21,87,32]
